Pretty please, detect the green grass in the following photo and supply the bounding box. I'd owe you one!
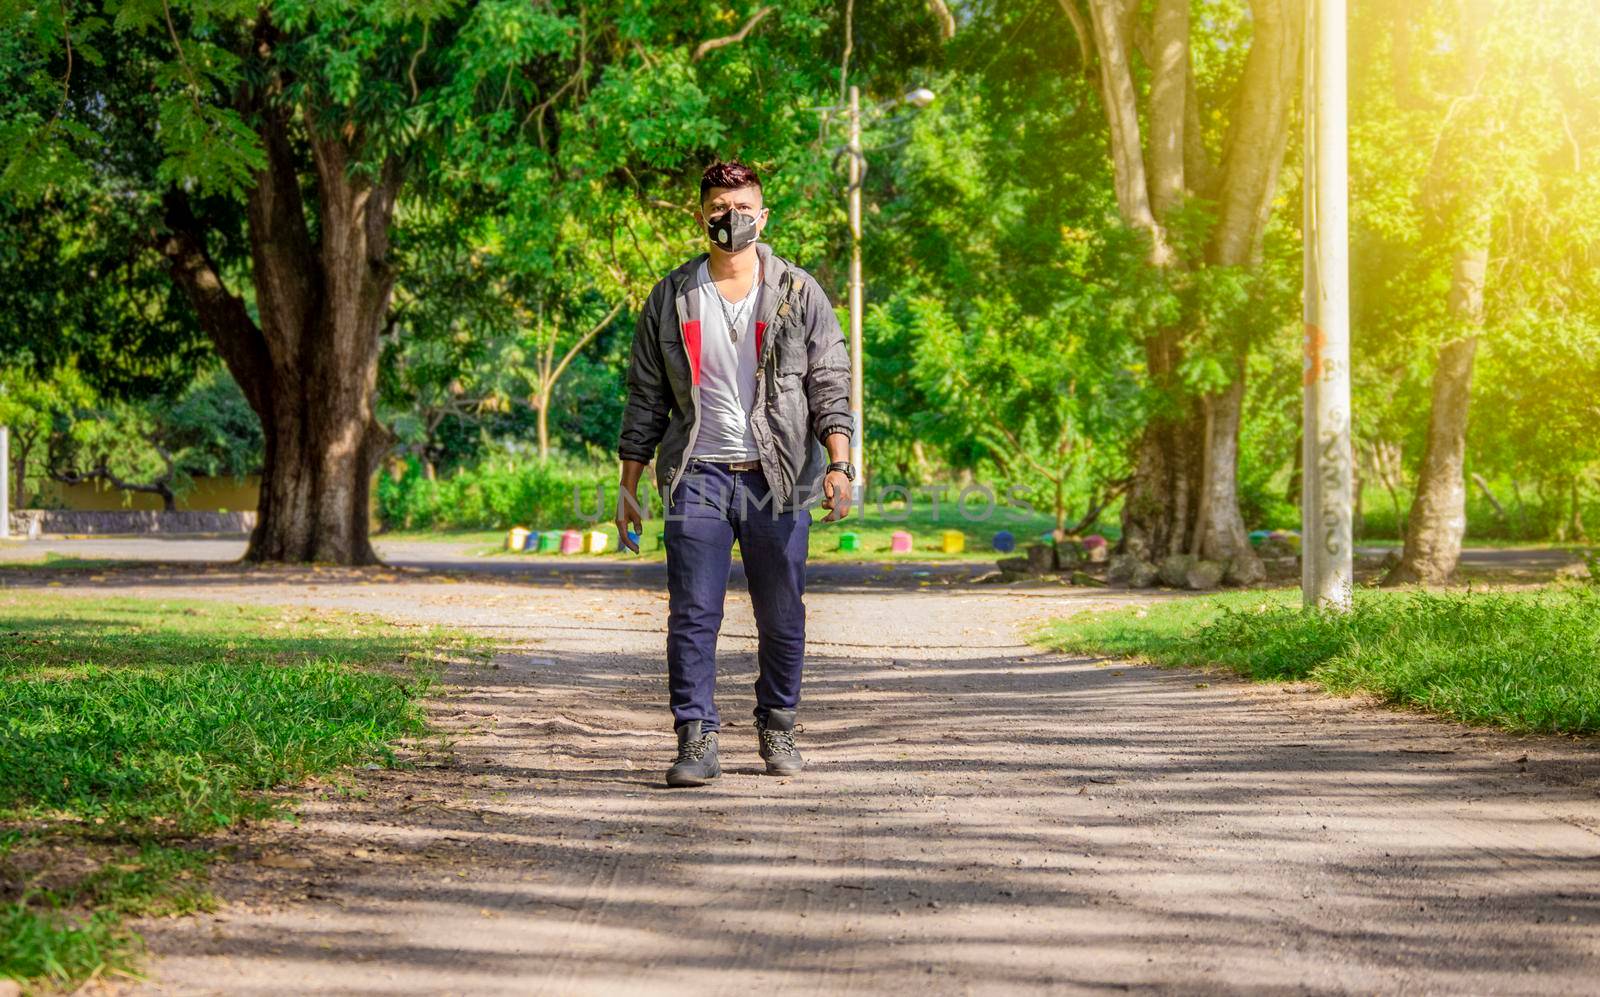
[1037,586,1600,735]
[0,593,480,991]
[468,500,1070,562]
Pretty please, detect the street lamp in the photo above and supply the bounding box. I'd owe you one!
[812,86,937,497]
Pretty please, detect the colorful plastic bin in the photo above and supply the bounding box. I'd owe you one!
[583,529,608,554]
[507,527,530,552]
[992,530,1016,553]
[1081,534,1108,563]
[838,532,861,552]
[941,530,965,554]
[520,530,542,553]
[559,529,583,555]
[537,531,561,553]
[890,531,914,554]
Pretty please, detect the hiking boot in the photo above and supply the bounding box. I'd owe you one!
[755,708,804,776]
[665,721,720,787]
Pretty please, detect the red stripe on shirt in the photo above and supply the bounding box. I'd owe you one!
[683,319,702,385]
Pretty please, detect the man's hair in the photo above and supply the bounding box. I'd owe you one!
[700,161,762,204]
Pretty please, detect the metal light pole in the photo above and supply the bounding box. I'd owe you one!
[846,85,866,495]
[836,86,934,498]
[1302,0,1353,610]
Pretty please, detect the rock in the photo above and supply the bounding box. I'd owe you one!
[1158,553,1198,588]
[1070,570,1108,588]
[1258,538,1295,559]
[257,852,315,870]
[1056,540,1081,572]
[1223,553,1267,586]
[1053,540,1084,571]
[997,556,1030,574]
[1025,544,1054,574]
[1108,554,1159,588]
[1185,560,1226,590]
[1556,562,1592,582]
[1106,553,1139,584]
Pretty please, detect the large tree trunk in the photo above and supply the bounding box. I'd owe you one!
[1082,0,1297,582]
[11,437,28,510]
[159,105,399,565]
[1384,0,1493,586]
[1385,238,1487,585]
[1192,374,1263,579]
[1383,334,1477,584]
[1120,331,1199,558]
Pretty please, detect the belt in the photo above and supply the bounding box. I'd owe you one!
[694,458,762,472]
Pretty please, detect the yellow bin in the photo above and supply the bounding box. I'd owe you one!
[507,527,530,551]
[941,530,965,553]
[583,529,609,554]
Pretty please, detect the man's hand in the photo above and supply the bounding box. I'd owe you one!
[616,459,648,552]
[821,470,852,522]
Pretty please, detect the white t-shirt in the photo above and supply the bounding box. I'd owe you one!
[690,259,763,461]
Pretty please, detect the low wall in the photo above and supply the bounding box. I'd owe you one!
[9,509,257,536]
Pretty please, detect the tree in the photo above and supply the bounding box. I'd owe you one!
[1056,0,1305,581]
[0,365,92,509]
[902,289,1139,533]
[4,1,878,562]
[42,367,261,511]
[1352,0,1600,581]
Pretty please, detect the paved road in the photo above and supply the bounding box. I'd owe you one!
[2,556,1585,994]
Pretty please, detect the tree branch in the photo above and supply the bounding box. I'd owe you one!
[1055,0,1095,78]
[243,94,319,358]
[156,191,273,416]
[547,298,625,393]
[1148,0,1188,222]
[693,6,775,63]
[1209,0,1302,266]
[838,0,853,102]
[1087,0,1172,266]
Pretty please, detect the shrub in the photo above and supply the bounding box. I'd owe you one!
[377,454,613,531]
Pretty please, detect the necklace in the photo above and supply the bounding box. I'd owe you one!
[713,269,758,344]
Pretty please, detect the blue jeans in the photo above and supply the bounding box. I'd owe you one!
[664,460,810,733]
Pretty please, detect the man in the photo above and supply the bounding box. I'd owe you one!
[615,160,855,788]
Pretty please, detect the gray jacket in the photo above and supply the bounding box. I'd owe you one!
[617,242,853,510]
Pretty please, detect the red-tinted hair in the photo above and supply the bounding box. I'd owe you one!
[700,161,762,203]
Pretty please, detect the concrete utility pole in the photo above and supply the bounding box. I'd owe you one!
[1302,0,1353,610]
[846,84,866,496]
[0,425,10,540]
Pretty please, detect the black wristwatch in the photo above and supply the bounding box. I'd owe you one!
[826,461,857,481]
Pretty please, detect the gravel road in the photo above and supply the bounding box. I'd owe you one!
[3,547,1596,995]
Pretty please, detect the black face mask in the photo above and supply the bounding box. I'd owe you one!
[706,208,759,252]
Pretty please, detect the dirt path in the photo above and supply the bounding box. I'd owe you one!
[22,563,1599,995]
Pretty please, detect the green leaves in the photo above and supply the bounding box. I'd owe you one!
[153,95,264,195]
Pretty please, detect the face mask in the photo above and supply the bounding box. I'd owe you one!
[706,208,759,252]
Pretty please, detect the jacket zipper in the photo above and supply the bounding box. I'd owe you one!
[667,256,790,498]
